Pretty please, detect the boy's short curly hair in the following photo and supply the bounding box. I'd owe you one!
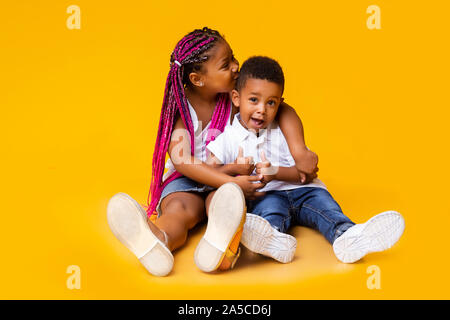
[236,56,285,93]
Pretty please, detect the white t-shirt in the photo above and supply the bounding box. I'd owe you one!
[206,113,327,192]
[163,99,233,182]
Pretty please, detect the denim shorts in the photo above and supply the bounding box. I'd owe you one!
[156,177,215,217]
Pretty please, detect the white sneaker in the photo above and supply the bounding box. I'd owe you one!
[333,211,405,263]
[241,213,297,263]
[107,192,174,276]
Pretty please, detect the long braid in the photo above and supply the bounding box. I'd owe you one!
[146,27,231,216]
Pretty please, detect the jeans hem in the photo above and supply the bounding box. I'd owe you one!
[331,222,356,244]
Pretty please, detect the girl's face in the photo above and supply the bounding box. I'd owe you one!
[197,40,239,94]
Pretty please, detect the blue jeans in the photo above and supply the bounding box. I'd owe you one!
[246,187,355,244]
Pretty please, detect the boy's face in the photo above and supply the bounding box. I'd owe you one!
[232,78,283,133]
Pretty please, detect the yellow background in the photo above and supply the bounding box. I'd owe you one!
[1,0,449,299]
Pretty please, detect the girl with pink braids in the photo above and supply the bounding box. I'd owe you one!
[106,27,318,276]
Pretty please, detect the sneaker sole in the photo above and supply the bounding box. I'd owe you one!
[107,192,174,276]
[241,213,297,263]
[333,211,405,263]
[194,182,246,272]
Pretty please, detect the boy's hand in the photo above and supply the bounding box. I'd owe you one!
[230,146,255,176]
[255,151,278,183]
[296,149,319,184]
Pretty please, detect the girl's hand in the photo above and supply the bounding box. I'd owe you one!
[296,149,319,184]
[255,150,277,183]
[233,175,266,200]
[230,146,255,176]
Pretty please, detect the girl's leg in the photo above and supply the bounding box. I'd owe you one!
[154,192,206,252]
[204,190,215,215]
[204,191,232,270]
[196,185,246,271]
[107,192,175,276]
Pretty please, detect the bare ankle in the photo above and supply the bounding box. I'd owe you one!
[146,219,168,247]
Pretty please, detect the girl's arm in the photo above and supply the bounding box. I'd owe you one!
[205,153,242,176]
[273,166,303,183]
[277,102,319,183]
[206,146,255,177]
[168,116,265,198]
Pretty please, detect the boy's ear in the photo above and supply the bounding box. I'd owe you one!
[280,97,284,104]
[189,72,204,87]
[231,89,240,107]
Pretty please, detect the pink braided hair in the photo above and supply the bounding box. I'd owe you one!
[146,28,232,216]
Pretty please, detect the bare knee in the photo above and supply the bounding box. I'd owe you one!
[161,197,205,229]
[164,198,189,215]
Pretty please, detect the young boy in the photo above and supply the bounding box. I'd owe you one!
[206,56,405,264]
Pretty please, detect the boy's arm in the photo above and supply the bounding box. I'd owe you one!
[256,152,302,183]
[277,102,319,183]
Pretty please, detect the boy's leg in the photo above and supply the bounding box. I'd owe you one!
[332,210,405,263]
[247,192,292,232]
[241,192,297,263]
[289,187,355,244]
[290,187,405,263]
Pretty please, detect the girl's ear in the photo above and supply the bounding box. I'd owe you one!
[188,72,205,87]
[231,89,240,107]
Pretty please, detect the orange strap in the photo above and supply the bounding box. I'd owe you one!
[225,247,241,269]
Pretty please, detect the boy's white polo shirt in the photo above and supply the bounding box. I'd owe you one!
[207,113,327,192]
